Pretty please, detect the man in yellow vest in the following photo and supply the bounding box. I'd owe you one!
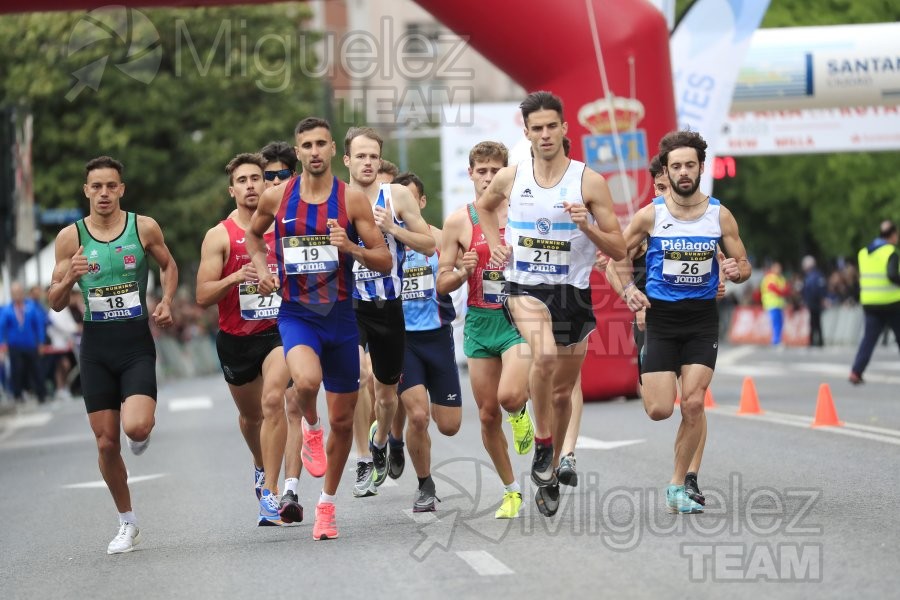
[761,262,790,346]
[850,220,900,384]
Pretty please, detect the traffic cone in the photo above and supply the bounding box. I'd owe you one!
[704,388,718,409]
[811,383,843,427]
[737,376,763,415]
[674,393,681,406]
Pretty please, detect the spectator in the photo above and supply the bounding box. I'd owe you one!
[0,281,47,403]
[801,256,827,347]
[45,288,83,399]
[849,220,900,384]
[760,262,791,347]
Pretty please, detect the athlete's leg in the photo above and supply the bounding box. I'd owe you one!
[469,357,514,485]
[672,363,713,485]
[561,372,583,456]
[89,408,132,512]
[506,295,556,439]
[550,341,587,466]
[352,347,373,458]
[400,384,432,479]
[227,378,265,469]
[283,385,302,481]
[259,348,290,494]
[688,411,707,473]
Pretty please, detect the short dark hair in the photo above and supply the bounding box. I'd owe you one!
[658,130,707,167]
[394,172,424,198]
[520,91,564,125]
[294,117,331,136]
[259,141,297,172]
[648,155,663,179]
[225,153,266,184]
[562,137,571,157]
[378,159,399,179]
[880,220,898,238]
[468,141,508,168]
[344,127,384,156]
[85,156,124,179]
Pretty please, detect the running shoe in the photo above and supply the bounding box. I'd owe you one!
[494,491,523,519]
[666,484,703,514]
[254,466,265,500]
[507,405,535,455]
[531,442,556,487]
[413,477,440,513]
[368,422,388,487]
[849,371,864,385]
[126,434,151,456]
[258,489,283,526]
[279,490,304,524]
[388,436,406,480]
[684,472,706,506]
[107,522,141,555]
[352,461,378,498]
[301,419,327,478]
[535,483,561,517]
[557,452,578,487]
[313,502,338,540]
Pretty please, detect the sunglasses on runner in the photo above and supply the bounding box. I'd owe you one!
[264,169,292,181]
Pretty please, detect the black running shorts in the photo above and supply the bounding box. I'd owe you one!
[80,319,157,413]
[354,297,405,385]
[642,299,718,374]
[216,326,282,386]
[504,282,596,347]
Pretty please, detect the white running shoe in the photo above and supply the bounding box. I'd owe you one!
[126,434,151,456]
[107,522,141,554]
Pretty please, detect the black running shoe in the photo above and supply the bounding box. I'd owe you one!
[535,483,560,517]
[684,472,706,506]
[531,442,556,487]
[388,439,405,480]
[557,452,578,487]
[413,477,441,513]
[278,490,304,524]
[368,423,388,487]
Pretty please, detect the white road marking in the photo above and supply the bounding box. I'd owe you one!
[716,345,758,366]
[575,435,645,450]
[63,473,167,489]
[403,508,438,524]
[712,407,900,446]
[4,412,53,428]
[168,397,213,412]
[455,550,514,575]
[0,433,93,451]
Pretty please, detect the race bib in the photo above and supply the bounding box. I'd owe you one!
[87,281,142,321]
[238,282,282,320]
[481,269,508,304]
[402,265,434,301]
[353,261,385,282]
[514,236,571,275]
[662,249,714,285]
[282,235,338,275]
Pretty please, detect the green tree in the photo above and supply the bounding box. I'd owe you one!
[0,4,326,274]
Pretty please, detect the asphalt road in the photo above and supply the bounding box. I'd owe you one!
[0,342,898,599]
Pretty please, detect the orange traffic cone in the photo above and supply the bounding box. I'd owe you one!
[674,393,681,406]
[704,388,718,409]
[737,376,763,415]
[811,383,843,427]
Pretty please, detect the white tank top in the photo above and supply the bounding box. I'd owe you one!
[353,183,405,301]
[504,159,595,288]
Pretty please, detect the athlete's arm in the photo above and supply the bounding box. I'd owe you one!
[248,185,281,295]
[477,165,516,261]
[609,206,655,312]
[719,206,751,283]
[138,215,179,327]
[47,225,86,312]
[343,188,391,273]
[382,184,436,256]
[570,169,627,261]
[196,225,250,308]
[436,208,474,295]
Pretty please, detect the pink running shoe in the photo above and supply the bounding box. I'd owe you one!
[301,420,327,478]
[313,502,338,540]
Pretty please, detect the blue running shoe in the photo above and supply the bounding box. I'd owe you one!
[258,489,283,526]
[666,484,703,514]
[254,466,265,501]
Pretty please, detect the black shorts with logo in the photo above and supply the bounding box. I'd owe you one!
[642,298,718,373]
[80,318,157,413]
[354,297,406,385]
[216,326,282,386]
[505,282,596,347]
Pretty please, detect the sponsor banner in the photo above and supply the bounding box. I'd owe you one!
[670,0,771,194]
[720,105,900,155]
[728,305,810,346]
[733,23,900,112]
